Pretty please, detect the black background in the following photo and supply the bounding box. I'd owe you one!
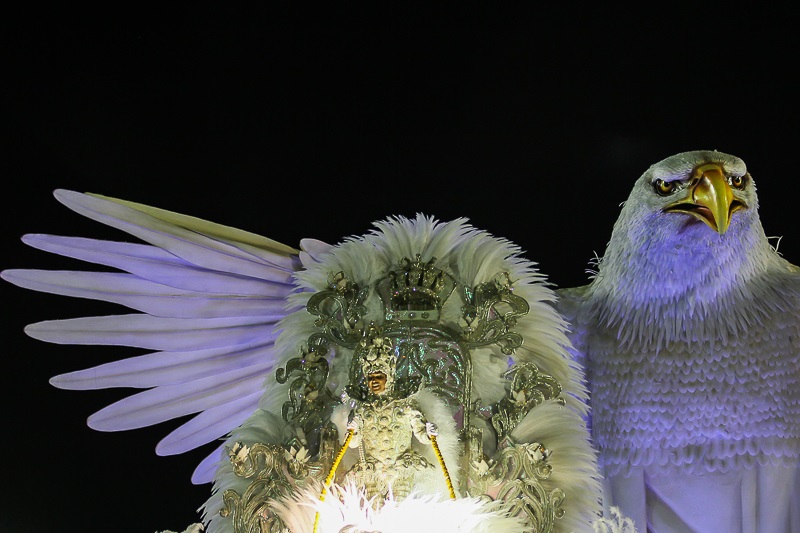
[3,5,799,532]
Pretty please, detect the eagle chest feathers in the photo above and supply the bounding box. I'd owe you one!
[586,262,800,477]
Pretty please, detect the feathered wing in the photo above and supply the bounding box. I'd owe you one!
[1,189,321,483]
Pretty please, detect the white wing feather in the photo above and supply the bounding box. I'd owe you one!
[1,189,315,484]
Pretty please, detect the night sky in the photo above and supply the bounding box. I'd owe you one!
[3,6,799,532]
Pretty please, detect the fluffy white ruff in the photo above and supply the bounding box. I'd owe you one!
[273,483,526,533]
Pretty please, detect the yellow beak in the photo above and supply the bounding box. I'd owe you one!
[663,163,741,235]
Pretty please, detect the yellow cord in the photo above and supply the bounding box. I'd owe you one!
[313,427,454,532]
[430,434,456,500]
[313,428,354,533]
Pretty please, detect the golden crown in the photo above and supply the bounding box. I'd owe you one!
[377,254,455,321]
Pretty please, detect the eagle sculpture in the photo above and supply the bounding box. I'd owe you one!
[556,150,800,532]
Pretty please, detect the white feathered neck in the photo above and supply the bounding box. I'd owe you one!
[583,176,799,351]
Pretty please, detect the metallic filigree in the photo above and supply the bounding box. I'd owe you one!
[306,271,370,348]
[467,441,564,532]
[346,321,470,412]
[221,425,341,532]
[491,362,565,440]
[275,340,339,455]
[461,271,530,354]
[220,442,294,533]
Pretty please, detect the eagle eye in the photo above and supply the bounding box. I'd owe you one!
[729,173,747,190]
[653,178,676,196]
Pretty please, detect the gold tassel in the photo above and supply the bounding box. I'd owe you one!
[430,434,456,500]
[313,427,354,533]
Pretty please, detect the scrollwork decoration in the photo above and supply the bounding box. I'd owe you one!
[275,339,339,456]
[305,271,369,348]
[460,272,530,355]
[491,362,565,440]
[220,442,294,533]
[466,441,564,533]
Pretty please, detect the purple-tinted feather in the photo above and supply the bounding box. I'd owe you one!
[156,391,262,456]
[193,444,227,484]
[50,342,277,390]
[20,234,296,296]
[87,362,273,431]
[4,269,290,319]
[53,190,298,282]
[299,238,333,264]
[25,314,279,350]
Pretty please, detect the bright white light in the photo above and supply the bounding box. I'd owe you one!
[280,483,525,533]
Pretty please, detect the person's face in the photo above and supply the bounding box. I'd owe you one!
[367,372,387,395]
